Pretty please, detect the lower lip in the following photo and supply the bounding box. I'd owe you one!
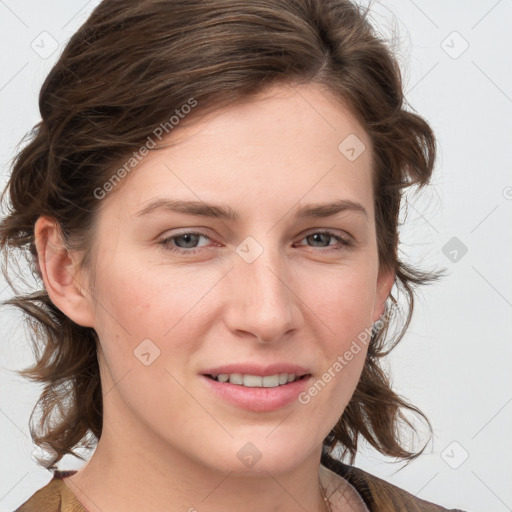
[201,375,311,412]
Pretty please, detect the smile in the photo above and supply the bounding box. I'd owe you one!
[202,371,312,412]
[207,373,305,387]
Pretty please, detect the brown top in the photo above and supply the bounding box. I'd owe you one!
[13,470,88,512]
[13,454,467,512]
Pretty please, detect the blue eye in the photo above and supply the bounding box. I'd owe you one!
[159,231,213,255]
[296,231,353,250]
[158,230,353,255]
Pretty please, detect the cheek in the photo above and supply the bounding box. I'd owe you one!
[297,267,374,419]
[90,257,224,377]
[297,262,376,405]
[300,262,378,339]
[93,257,200,331]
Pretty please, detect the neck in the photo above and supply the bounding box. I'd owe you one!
[64,409,330,512]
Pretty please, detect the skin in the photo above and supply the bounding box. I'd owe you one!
[35,82,394,512]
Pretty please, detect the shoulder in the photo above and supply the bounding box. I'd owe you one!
[13,470,86,512]
[321,452,467,512]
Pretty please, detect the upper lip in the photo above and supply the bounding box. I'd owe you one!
[201,363,310,377]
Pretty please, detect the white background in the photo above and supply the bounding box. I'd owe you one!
[0,1,511,511]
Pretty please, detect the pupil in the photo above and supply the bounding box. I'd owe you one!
[309,233,328,246]
[177,233,198,248]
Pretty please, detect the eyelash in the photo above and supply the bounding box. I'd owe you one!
[158,230,353,255]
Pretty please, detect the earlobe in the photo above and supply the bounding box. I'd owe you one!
[371,266,395,324]
[34,216,95,328]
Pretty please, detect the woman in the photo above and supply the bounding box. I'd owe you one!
[0,0,467,511]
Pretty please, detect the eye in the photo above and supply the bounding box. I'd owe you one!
[158,231,214,255]
[295,230,353,251]
[158,229,353,256]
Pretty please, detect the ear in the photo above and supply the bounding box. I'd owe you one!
[34,216,96,328]
[371,265,395,324]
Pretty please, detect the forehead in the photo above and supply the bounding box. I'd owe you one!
[101,82,374,222]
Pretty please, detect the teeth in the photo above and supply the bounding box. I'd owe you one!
[262,375,279,387]
[212,373,300,387]
[229,373,243,385]
[243,375,263,387]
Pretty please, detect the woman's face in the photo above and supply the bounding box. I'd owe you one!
[79,82,393,475]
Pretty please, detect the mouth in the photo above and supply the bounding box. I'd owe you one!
[201,368,312,412]
[205,373,310,388]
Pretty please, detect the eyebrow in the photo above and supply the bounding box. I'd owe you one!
[136,198,368,221]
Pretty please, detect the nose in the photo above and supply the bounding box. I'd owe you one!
[224,241,303,344]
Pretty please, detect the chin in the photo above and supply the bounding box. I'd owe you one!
[194,431,321,476]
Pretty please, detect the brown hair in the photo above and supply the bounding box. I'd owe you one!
[0,0,443,469]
